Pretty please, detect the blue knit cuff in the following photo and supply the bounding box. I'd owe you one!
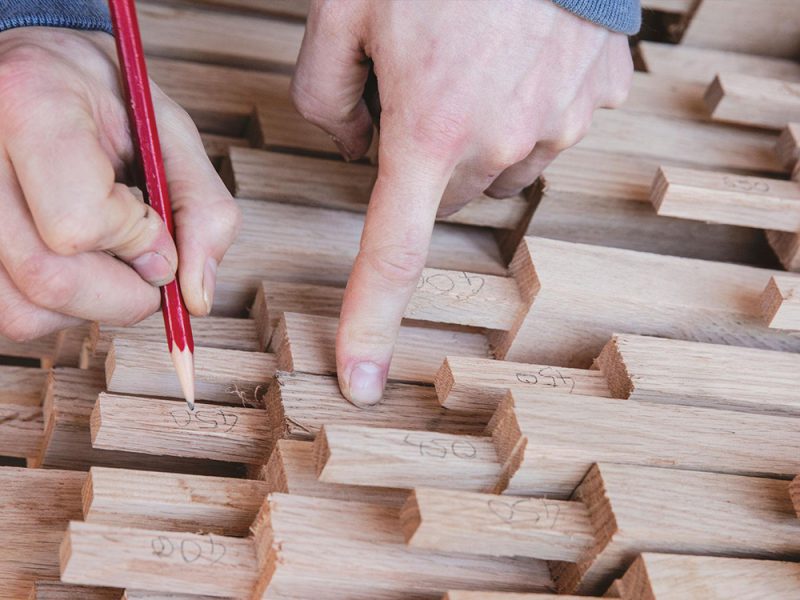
[551,0,641,34]
[0,0,112,35]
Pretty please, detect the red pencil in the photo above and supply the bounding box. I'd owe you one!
[108,0,196,409]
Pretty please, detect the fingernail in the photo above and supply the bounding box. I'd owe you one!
[203,257,218,314]
[331,135,354,162]
[348,362,385,407]
[132,252,174,286]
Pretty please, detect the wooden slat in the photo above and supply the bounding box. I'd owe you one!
[434,356,611,416]
[60,521,257,598]
[491,388,800,497]
[620,553,800,600]
[90,394,270,464]
[401,488,595,562]
[651,165,800,232]
[0,366,46,406]
[790,476,800,518]
[444,594,583,600]
[0,403,42,459]
[767,230,800,272]
[549,464,800,594]
[83,467,267,536]
[760,275,800,330]
[681,0,800,58]
[705,73,800,130]
[596,333,800,416]
[251,493,553,599]
[27,582,120,600]
[105,338,275,406]
[274,312,490,384]
[314,424,502,492]
[246,103,340,155]
[185,0,309,19]
[266,371,488,441]
[0,332,57,363]
[491,237,800,367]
[776,123,800,170]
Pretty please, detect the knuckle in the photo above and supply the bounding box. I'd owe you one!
[39,212,100,255]
[14,253,77,311]
[290,79,345,128]
[411,108,470,158]
[552,115,593,152]
[484,140,532,172]
[363,244,427,287]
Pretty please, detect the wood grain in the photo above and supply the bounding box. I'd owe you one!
[705,73,800,130]
[760,275,800,330]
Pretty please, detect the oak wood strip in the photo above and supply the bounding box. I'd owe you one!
[123,592,220,600]
[251,493,553,599]
[776,123,800,170]
[767,230,800,272]
[314,424,502,492]
[60,521,257,598]
[105,338,275,406]
[491,388,800,497]
[651,165,800,232]
[90,393,270,464]
[0,403,42,458]
[0,366,46,406]
[275,312,490,384]
[27,582,120,600]
[0,332,57,363]
[549,464,800,595]
[444,594,584,600]
[790,476,800,518]
[434,356,610,416]
[83,466,267,536]
[596,333,800,416]
[491,237,800,367]
[705,73,800,130]
[182,0,309,19]
[620,553,800,600]
[760,275,800,330]
[401,488,595,562]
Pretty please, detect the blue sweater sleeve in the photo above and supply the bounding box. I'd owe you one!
[0,0,112,35]
[551,0,641,34]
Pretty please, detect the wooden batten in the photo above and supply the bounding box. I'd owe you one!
[138,1,303,71]
[27,582,121,599]
[549,464,800,595]
[188,0,309,20]
[490,388,800,497]
[401,487,596,562]
[0,331,57,364]
[83,466,267,536]
[650,165,800,232]
[60,521,258,598]
[52,324,92,368]
[491,237,800,367]
[105,338,275,406]
[434,356,611,416]
[704,74,800,130]
[596,333,800,416]
[246,104,340,156]
[274,312,490,384]
[791,476,800,518]
[638,41,800,84]
[760,275,800,330]
[0,365,47,459]
[260,439,405,506]
[90,393,271,465]
[0,366,46,406]
[620,553,800,599]
[267,371,488,443]
[314,424,503,492]
[776,123,800,170]
[200,132,248,168]
[767,230,800,272]
[123,592,222,600]
[444,594,587,600]
[251,493,553,599]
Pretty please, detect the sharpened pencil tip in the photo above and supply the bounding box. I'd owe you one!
[170,346,196,409]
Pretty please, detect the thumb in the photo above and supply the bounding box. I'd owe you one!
[291,3,373,161]
[154,89,241,316]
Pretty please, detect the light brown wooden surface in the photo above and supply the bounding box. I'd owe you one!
[651,165,800,232]
[123,592,221,600]
[246,104,341,155]
[549,464,800,595]
[776,123,800,170]
[27,581,121,600]
[401,488,595,562]
[275,312,490,384]
[790,476,800,518]
[83,467,267,536]
[705,73,800,130]
[267,371,488,442]
[760,275,800,330]
[681,0,800,58]
[444,594,586,600]
[768,229,800,272]
[0,331,57,363]
[90,393,270,464]
[491,388,800,497]
[492,237,800,367]
[0,468,85,599]
[620,553,800,600]
[60,521,257,598]
[251,493,553,599]
[106,338,275,406]
[435,356,611,416]
[315,424,502,492]
[185,0,309,19]
[0,366,46,406]
[597,333,800,416]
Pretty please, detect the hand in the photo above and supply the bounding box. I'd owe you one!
[0,27,240,342]
[292,0,633,406]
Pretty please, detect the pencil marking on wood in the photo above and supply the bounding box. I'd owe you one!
[417,271,486,301]
[151,533,227,565]
[402,433,478,460]
[486,497,562,530]
[168,407,239,433]
[515,368,576,392]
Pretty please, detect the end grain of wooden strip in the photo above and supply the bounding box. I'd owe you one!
[314,424,503,492]
[90,393,271,464]
[60,521,257,598]
[776,123,800,169]
[434,356,610,415]
[791,476,800,518]
[767,230,800,272]
[105,338,275,406]
[444,594,585,600]
[401,487,595,562]
[705,73,800,130]
[650,165,800,232]
[27,582,121,600]
[760,275,800,330]
[83,466,267,536]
